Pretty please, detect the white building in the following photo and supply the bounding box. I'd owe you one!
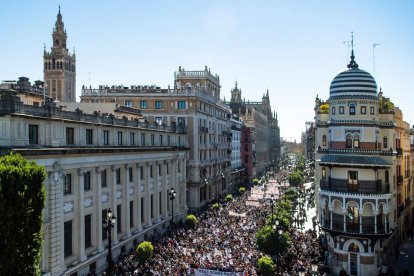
[0,88,188,275]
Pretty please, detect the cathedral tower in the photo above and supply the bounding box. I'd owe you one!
[44,7,76,102]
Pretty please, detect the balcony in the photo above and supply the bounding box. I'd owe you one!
[397,175,403,185]
[320,177,389,194]
[396,147,403,156]
[321,214,391,235]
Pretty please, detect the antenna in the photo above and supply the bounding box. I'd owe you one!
[373,43,381,77]
[343,40,351,58]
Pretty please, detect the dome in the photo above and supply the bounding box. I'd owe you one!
[329,51,377,97]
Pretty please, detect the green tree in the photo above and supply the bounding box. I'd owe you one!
[256,225,291,256]
[185,214,198,228]
[239,187,246,194]
[0,153,46,275]
[252,178,260,185]
[225,194,233,202]
[212,202,221,210]
[136,241,154,264]
[289,171,304,186]
[257,255,274,276]
[319,103,329,113]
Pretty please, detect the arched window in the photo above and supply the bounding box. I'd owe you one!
[353,134,360,148]
[349,104,356,115]
[385,170,389,184]
[52,58,56,69]
[322,135,327,147]
[44,62,47,70]
[346,134,353,148]
[348,242,360,252]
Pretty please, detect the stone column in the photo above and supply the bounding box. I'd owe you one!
[48,165,66,274]
[136,163,142,232]
[373,210,378,234]
[77,168,87,261]
[110,166,118,243]
[162,161,168,219]
[359,213,362,233]
[125,164,131,237]
[95,166,104,252]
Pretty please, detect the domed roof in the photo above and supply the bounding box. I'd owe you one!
[330,51,377,97]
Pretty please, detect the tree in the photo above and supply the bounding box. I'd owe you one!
[212,203,221,211]
[185,214,198,228]
[256,225,291,256]
[257,255,274,276]
[289,171,304,186]
[239,187,246,194]
[136,241,154,264]
[0,153,46,275]
[252,178,260,185]
[225,194,233,202]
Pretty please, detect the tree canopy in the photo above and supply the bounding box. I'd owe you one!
[0,153,46,275]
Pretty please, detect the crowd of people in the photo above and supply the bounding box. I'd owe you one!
[106,168,325,275]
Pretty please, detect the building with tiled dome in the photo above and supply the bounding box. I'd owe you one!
[314,47,413,275]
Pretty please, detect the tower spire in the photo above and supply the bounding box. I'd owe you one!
[347,31,359,69]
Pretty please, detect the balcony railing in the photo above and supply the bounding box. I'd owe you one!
[321,214,390,235]
[320,178,389,194]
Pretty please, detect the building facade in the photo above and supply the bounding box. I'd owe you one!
[229,114,245,189]
[44,8,76,102]
[80,66,232,210]
[228,83,280,178]
[0,86,188,275]
[315,51,413,275]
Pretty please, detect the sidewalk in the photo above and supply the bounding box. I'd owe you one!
[391,238,414,275]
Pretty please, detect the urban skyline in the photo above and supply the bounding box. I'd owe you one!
[1,1,413,141]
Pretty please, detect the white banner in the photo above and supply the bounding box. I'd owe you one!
[187,268,247,276]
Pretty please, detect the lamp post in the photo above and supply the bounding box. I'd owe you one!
[268,194,275,220]
[221,172,225,199]
[169,188,176,225]
[103,208,116,270]
[273,219,283,271]
[203,178,208,203]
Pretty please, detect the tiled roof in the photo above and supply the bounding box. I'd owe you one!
[320,155,392,167]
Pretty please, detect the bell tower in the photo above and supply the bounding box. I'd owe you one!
[44,6,76,102]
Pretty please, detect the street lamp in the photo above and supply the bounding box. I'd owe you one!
[103,208,116,270]
[203,178,208,202]
[221,172,225,199]
[169,188,177,225]
[268,194,275,220]
[273,219,283,270]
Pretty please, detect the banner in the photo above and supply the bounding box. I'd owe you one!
[187,268,247,276]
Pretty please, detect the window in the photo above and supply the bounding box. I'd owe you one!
[101,169,107,187]
[331,106,336,115]
[64,174,72,194]
[64,220,73,257]
[117,131,123,145]
[346,134,353,148]
[178,117,186,126]
[178,161,181,173]
[348,171,358,192]
[322,167,326,179]
[141,133,146,146]
[116,168,121,184]
[322,135,327,147]
[66,127,74,145]
[130,201,134,228]
[361,106,366,114]
[177,101,186,109]
[159,192,162,215]
[103,130,109,145]
[385,170,389,183]
[84,171,91,190]
[129,166,133,182]
[130,133,135,145]
[29,124,39,145]
[140,100,147,109]
[370,106,375,115]
[349,104,356,115]
[383,137,388,149]
[140,166,144,180]
[150,165,153,178]
[158,163,162,176]
[160,135,163,146]
[86,129,93,144]
[151,134,155,146]
[125,100,132,107]
[353,134,360,148]
[140,198,144,223]
[117,205,122,234]
[150,195,154,218]
[155,101,163,109]
[155,117,163,125]
[178,136,181,146]
[102,209,108,240]
[85,215,92,248]
[166,163,169,175]
[339,106,344,114]
[167,135,171,146]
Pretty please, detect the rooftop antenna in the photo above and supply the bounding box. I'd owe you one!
[343,31,352,59]
[373,43,381,77]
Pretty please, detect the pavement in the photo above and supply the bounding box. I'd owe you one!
[390,238,414,275]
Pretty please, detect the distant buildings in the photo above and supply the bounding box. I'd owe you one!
[314,50,413,275]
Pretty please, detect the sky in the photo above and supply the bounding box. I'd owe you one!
[1,1,413,142]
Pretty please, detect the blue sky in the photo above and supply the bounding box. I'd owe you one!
[1,1,413,142]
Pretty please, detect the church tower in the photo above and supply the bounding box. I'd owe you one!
[230,81,242,103]
[44,7,76,102]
